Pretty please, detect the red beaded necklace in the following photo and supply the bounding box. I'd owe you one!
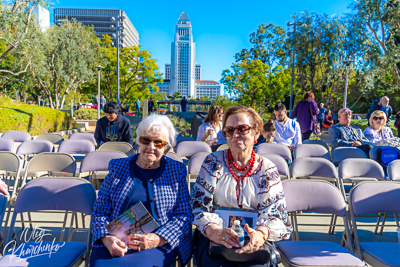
[227,149,256,181]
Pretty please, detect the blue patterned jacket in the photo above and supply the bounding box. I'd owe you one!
[90,154,194,265]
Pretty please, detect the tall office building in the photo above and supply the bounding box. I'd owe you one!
[156,12,221,99]
[33,6,50,31]
[54,8,139,47]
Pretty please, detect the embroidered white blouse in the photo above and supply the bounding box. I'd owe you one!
[363,126,394,144]
[191,151,292,241]
[196,122,223,145]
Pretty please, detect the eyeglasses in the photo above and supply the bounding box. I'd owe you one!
[224,124,252,137]
[373,116,385,121]
[139,136,168,149]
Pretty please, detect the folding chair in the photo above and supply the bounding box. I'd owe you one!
[58,139,95,162]
[349,181,400,267]
[15,140,54,166]
[258,153,290,180]
[302,139,330,151]
[216,144,229,151]
[79,151,127,189]
[1,130,30,143]
[0,193,7,239]
[256,143,292,163]
[166,152,183,163]
[0,151,21,188]
[69,132,97,146]
[98,142,135,157]
[331,147,368,166]
[35,133,64,151]
[175,141,212,165]
[387,160,400,181]
[0,137,14,152]
[175,136,195,147]
[293,144,330,161]
[188,152,210,191]
[0,177,96,267]
[277,180,365,267]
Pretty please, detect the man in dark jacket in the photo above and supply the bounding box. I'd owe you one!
[94,101,133,146]
[366,96,393,126]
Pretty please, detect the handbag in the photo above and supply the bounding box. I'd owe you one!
[310,103,321,136]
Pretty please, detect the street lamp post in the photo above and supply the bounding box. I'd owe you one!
[341,60,355,108]
[287,21,300,116]
[94,65,104,120]
[110,14,126,105]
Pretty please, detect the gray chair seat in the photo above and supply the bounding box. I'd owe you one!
[91,171,109,179]
[0,241,86,266]
[277,241,365,267]
[361,242,400,267]
[342,177,381,183]
[7,169,47,177]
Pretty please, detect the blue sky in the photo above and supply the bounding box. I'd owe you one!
[52,0,353,92]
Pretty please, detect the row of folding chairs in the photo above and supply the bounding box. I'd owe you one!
[278,179,400,267]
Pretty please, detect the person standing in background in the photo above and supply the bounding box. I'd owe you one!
[318,103,326,129]
[290,91,319,141]
[366,96,393,126]
[180,96,188,112]
[100,95,106,111]
[148,98,154,114]
[135,98,142,116]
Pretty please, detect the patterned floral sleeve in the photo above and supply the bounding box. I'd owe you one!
[257,162,292,241]
[190,154,223,236]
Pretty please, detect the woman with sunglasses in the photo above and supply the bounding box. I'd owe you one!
[197,105,224,150]
[191,106,292,267]
[363,110,394,145]
[90,114,193,267]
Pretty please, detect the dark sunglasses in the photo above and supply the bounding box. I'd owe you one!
[139,136,168,149]
[224,124,252,137]
[373,116,384,121]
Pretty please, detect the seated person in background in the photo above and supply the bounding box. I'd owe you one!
[94,101,133,146]
[323,110,334,128]
[363,110,394,145]
[90,114,193,267]
[273,103,302,151]
[328,108,370,155]
[255,119,276,146]
[196,105,224,146]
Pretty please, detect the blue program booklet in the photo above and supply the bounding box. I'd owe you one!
[105,201,160,243]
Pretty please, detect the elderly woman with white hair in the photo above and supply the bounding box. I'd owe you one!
[90,114,193,267]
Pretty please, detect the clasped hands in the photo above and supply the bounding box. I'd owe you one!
[205,224,267,254]
[351,140,362,147]
[101,233,166,257]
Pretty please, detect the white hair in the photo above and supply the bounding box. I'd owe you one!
[136,114,177,150]
[381,96,389,102]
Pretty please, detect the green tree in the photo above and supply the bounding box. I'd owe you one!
[30,19,101,109]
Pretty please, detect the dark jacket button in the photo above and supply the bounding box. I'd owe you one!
[156,219,161,222]
[149,179,153,183]
[152,198,156,202]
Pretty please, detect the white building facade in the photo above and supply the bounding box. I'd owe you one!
[33,6,50,31]
[155,12,221,100]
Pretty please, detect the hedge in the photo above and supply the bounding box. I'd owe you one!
[74,108,104,120]
[0,103,78,136]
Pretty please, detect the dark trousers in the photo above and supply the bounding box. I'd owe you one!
[318,118,324,129]
[195,234,269,267]
[302,130,313,141]
[90,246,177,267]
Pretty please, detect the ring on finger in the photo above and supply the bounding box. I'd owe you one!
[250,246,253,252]
[138,247,141,252]
[222,236,226,241]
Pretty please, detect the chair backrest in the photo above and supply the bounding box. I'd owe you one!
[188,152,210,175]
[256,143,292,161]
[217,144,229,151]
[176,136,196,147]
[0,137,14,152]
[0,151,20,172]
[338,158,385,180]
[35,133,64,145]
[331,147,367,166]
[24,152,76,177]
[349,181,400,216]
[98,142,135,157]
[16,140,53,156]
[2,130,30,142]
[175,141,212,158]
[58,139,95,154]
[69,132,97,146]
[258,153,290,178]
[302,139,330,151]
[14,177,96,215]
[283,180,346,216]
[165,152,183,162]
[388,160,400,181]
[79,151,127,173]
[290,157,337,180]
[293,144,330,160]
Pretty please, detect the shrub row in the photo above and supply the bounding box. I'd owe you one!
[74,108,104,120]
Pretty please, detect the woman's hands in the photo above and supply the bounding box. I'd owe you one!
[235,224,266,254]
[127,233,166,251]
[205,224,240,248]
[102,235,128,257]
